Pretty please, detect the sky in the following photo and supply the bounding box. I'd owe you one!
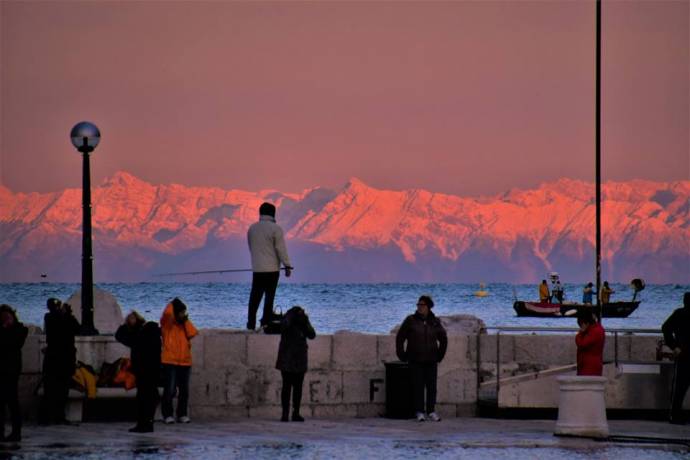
[1,1,688,197]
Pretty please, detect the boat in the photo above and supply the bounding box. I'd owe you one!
[513,300,640,318]
[513,276,644,318]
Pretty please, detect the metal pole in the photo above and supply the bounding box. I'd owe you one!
[595,0,602,322]
[80,137,98,335]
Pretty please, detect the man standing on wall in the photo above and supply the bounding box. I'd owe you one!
[246,202,293,331]
[662,292,690,425]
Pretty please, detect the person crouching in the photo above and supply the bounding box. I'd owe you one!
[160,298,197,424]
[396,295,448,422]
[115,311,161,433]
[275,306,316,422]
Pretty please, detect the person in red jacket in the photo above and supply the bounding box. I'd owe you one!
[575,309,605,376]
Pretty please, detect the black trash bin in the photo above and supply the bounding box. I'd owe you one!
[384,361,415,419]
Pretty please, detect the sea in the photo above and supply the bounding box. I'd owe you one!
[1,282,687,334]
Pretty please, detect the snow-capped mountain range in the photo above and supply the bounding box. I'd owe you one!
[1,171,688,283]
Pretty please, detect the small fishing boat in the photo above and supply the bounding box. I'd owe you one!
[513,277,644,318]
[513,300,640,318]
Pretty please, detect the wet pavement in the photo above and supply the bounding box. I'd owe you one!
[1,417,688,459]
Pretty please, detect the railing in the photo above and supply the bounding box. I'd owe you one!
[476,326,663,401]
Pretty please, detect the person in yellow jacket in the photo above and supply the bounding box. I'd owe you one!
[539,280,551,303]
[160,298,197,424]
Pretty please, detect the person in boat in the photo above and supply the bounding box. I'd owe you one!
[582,283,594,305]
[539,280,551,303]
[600,281,614,304]
[115,311,161,433]
[275,306,316,422]
[396,295,448,422]
[575,309,605,376]
[246,202,293,330]
[553,281,565,304]
[661,292,690,425]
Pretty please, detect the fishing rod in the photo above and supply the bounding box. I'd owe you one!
[153,266,293,277]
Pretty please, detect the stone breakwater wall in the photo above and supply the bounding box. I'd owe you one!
[17,330,665,420]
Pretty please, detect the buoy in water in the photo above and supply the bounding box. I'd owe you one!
[474,283,489,297]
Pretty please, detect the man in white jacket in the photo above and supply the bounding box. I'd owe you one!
[246,202,293,330]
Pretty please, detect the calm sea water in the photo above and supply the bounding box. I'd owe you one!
[0,282,687,334]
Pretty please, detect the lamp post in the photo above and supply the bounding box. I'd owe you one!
[70,121,101,335]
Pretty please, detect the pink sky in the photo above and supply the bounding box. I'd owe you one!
[1,1,687,196]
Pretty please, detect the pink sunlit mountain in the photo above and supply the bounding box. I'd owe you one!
[1,171,688,283]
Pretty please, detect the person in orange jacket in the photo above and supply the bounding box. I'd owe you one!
[160,298,197,424]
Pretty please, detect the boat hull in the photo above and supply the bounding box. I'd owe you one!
[513,301,640,318]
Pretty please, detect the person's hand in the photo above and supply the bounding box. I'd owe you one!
[285,267,292,278]
[578,323,588,333]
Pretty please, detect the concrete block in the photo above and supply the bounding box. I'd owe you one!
[305,371,343,404]
[248,405,283,419]
[476,334,514,364]
[190,334,205,369]
[22,334,42,373]
[203,333,247,369]
[356,403,385,418]
[377,335,397,363]
[226,364,252,406]
[332,332,378,370]
[66,287,124,334]
[311,404,357,418]
[307,335,332,370]
[192,404,247,420]
[435,403,458,418]
[436,368,464,403]
[342,370,385,404]
[439,336,470,372]
[242,368,278,405]
[104,340,129,364]
[629,335,661,362]
[247,334,281,368]
[189,370,229,406]
[513,335,575,366]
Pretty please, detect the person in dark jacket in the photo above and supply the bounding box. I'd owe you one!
[0,304,29,442]
[275,306,315,422]
[662,292,690,425]
[40,298,80,425]
[396,295,448,422]
[575,309,605,376]
[116,311,162,433]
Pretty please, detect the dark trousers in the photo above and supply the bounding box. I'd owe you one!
[410,362,438,414]
[670,359,690,422]
[0,375,21,436]
[161,365,190,419]
[247,271,280,329]
[41,371,71,424]
[136,375,160,427]
[280,371,305,416]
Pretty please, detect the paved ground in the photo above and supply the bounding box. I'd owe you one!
[1,417,688,459]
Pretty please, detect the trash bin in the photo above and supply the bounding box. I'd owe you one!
[384,361,415,419]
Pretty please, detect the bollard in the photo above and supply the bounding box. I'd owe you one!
[554,375,609,438]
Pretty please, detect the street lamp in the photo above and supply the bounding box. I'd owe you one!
[70,121,101,335]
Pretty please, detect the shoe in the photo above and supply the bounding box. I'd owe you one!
[163,416,175,424]
[129,425,154,433]
[428,412,441,422]
[177,416,191,424]
[291,413,304,422]
[416,412,426,422]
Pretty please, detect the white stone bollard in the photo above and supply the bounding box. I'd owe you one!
[554,375,609,438]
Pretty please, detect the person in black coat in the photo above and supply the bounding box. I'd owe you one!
[115,311,162,433]
[396,295,448,422]
[0,304,29,442]
[662,292,690,425]
[275,306,315,422]
[40,298,80,425]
